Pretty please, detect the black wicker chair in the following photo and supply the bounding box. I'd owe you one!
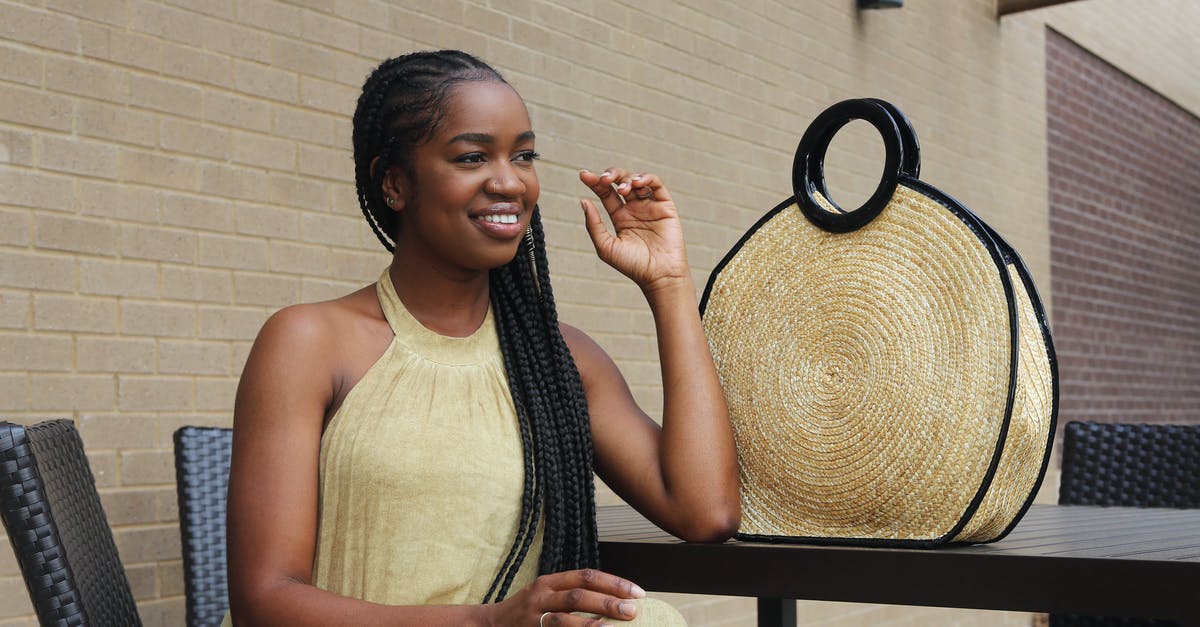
[174,426,233,627]
[1051,420,1200,627]
[0,419,143,626]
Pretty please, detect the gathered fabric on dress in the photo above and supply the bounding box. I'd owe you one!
[311,269,543,605]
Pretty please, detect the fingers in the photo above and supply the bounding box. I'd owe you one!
[530,569,646,624]
[580,198,615,256]
[579,168,670,210]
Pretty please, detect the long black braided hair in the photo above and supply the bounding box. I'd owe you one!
[351,50,599,601]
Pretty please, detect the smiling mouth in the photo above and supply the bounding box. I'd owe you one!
[479,214,518,224]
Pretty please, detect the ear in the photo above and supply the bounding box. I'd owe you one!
[373,158,408,212]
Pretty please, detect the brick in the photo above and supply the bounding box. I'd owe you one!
[203,91,272,133]
[160,266,233,303]
[0,43,43,87]
[128,0,200,46]
[33,294,116,333]
[44,0,127,26]
[79,258,158,298]
[38,135,120,180]
[100,488,160,527]
[159,339,231,375]
[118,149,198,189]
[231,130,296,171]
[34,213,119,255]
[88,449,119,488]
[199,305,267,340]
[195,377,237,411]
[77,337,156,373]
[0,575,34,618]
[159,192,236,233]
[120,301,196,338]
[124,562,157,600]
[44,55,128,104]
[232,272,298,308]
[78,413,158,449]
[0,129,35,167]
[268,173,331,212]
[237,0,301,36]
[234,59,298,102]
[0,291,29,330]
[0,374,28,411]
[297,75,359,115]
[329,249,387,282]
[269,240,329,277]
[297,144,352,182]
[0,3,81,53]
[197,233,268,271]
[121,224,196,263]
[0,333,72,371]
[0,208,31,247]
[333,0,388,27]
[268,34,337,80]
[159,41,233,89]
[237,202,301,240]
[106,29,163,73]
[300,277,358,303]
[198,163,270,202]
[135,597,185,627]
[300,212,361,248]
[0,167,75,212]
[157,560,185,596]
[30,374,114,411]
[113,524,180,562]
[0,84,75,133]
[118,376,193,412]
[159,118,231,160]
[79,180,160,224]
[129,74,204,118]
[272,106,335,146]
[77,100,159,148]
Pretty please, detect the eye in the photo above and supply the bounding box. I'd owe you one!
[455,152,486,164]
[514,150,540,164]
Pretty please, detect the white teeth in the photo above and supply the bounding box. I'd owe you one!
[481,214,517,224]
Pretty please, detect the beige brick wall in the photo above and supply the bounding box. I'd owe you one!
[1,1,1196,625]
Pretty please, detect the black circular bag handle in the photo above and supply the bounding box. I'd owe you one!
[792,99,915,233]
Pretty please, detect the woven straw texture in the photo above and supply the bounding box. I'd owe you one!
[952,261,1056,541]
[174,426,233,627]
[0,420,142,626]
[704,184,1014,542]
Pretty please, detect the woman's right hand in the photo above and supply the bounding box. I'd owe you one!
[482,569,646,626]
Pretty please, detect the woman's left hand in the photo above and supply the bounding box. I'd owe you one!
[579,168,690,294]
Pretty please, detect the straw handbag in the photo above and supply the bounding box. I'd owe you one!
[700,99,1058,546]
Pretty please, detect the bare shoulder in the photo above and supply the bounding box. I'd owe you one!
[254,286,379,357]
[558,322,619,385]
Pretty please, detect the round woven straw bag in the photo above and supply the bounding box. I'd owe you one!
[700,99,1058,546]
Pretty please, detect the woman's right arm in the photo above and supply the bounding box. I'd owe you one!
[226,305,642,627]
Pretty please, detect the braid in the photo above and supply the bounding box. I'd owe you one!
[488,210,599,600]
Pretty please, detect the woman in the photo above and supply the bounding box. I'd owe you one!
[226,50,739,626]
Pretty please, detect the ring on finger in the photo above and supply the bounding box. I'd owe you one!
[539,611,552,627]
[634,187,654,200]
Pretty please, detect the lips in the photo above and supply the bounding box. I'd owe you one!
[470,203,524,238]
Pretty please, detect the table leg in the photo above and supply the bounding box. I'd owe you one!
[757,597,796,627]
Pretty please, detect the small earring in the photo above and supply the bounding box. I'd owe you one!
[524,226,541,297]
[386,197,395,206]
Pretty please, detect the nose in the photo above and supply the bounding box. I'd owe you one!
[487,163,525,197]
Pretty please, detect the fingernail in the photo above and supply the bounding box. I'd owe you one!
[619,602,636,617]
[632,175,642,181]
[631,584,646,598]
[579,199,587,210]
[617,182,629,190]
[580,169,591,175]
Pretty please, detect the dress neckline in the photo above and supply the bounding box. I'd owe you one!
[375,269,498,366]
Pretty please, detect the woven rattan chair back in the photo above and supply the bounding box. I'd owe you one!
[1051,420,1200,627]
[1059,421,1200,508]
[0,419,142,626]
[174,426,233,627]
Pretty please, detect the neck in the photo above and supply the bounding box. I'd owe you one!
[387,255,491,338]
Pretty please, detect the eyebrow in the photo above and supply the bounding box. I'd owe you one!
[448,130,536,144]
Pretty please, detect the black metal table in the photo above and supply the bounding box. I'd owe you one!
[597,504,1200,626]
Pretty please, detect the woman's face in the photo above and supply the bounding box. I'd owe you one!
[387,80,540,276]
